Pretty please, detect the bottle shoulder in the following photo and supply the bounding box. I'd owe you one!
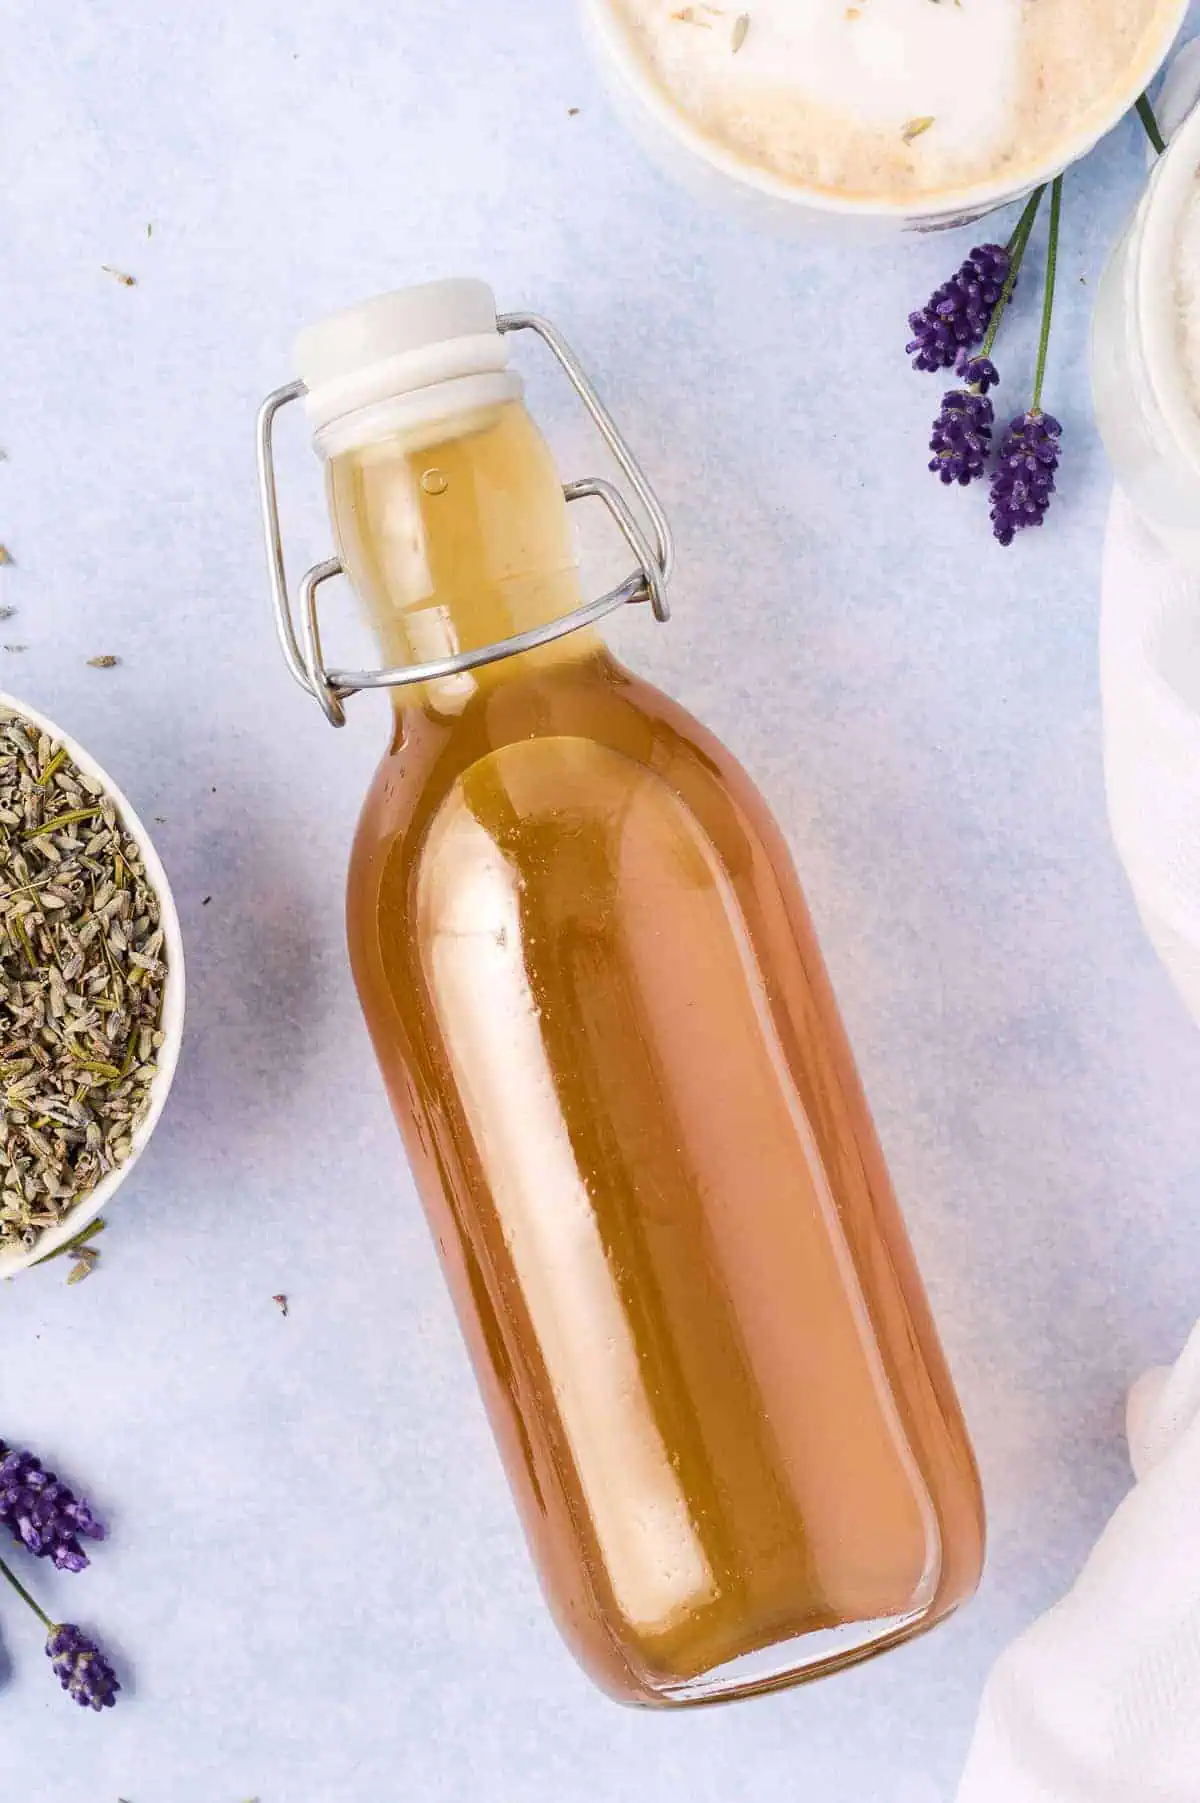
[351,655,771,879]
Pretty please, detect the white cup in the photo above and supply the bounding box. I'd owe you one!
[0,693,186,1278]
[581,0,1189,237]
[1092,94,1200,567]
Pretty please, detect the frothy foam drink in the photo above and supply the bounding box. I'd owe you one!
[607,0,1179,206]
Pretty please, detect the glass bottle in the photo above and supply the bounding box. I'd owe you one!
[260,281,985,1707]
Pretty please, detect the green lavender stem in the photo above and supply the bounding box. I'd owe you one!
[1136,92,1167,156]
[980,185,1046,362]
[1004,184,1045,259]
[1032,177,1063,414]
[0,1552,55,1632]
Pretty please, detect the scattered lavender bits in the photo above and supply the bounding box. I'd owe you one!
[906,244,1011,372]
[0,1442,106,1572]
[989,410,1062,544]
[955,352,1000,393]
[45,1622,120,1710]
[929,389,994,487]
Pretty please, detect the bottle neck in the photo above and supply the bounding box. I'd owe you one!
[325,398,599,716]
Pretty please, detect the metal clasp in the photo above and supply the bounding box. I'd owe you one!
[256,311,674,727]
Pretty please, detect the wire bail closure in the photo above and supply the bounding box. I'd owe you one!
[256,311,674,727]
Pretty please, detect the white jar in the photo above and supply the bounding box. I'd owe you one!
[581,0,1188,238]
[1093,96,1200,567]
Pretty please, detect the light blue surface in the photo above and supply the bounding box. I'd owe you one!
[2,5,1200,1799]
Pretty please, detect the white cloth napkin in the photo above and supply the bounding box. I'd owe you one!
[957,48,1200,1803]
[958,1323,1200,1802]
[958,1319,1200,1795]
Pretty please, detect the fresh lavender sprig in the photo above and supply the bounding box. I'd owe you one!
[929,389,994,486]
[0,1550,120,1710]
[0,1442,106,1572]
[46,1623,121,1712]
[926,191,1044,490]
[906,183,1043,379]
[906,244,1012,371]
[956,353,999,393]
[989,177,1064,545]
[989,412,1063,543]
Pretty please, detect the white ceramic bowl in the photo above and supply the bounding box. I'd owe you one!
[1093,92,1200,566]
[0,693,185,1277]
[581,0,1189,237]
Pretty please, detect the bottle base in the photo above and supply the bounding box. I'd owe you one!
[631,1603,939,1709]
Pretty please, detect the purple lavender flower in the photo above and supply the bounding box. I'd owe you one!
[906,245,1012,372]
[45,1623,120,1711]
[929,389,994,487]
[0,1442,106,1572]
[955,351,1000,394]
[989,410,1063,544]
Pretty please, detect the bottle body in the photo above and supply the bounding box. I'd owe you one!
[334,399,984,1704]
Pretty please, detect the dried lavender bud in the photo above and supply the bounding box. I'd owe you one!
[46,1622,120,1710]
[907,244,1012,372]
[0,707,168,1258]
[929,389,994,487]
[989,410,1062,544]
[0,1442,106,1571]
[955,351,1000,394]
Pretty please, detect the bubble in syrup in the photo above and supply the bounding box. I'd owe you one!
[421,468,449,496]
